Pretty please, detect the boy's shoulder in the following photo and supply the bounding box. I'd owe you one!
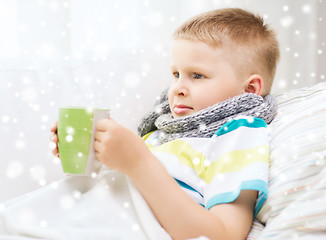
[142,130,162,147]
[215,115,267,137]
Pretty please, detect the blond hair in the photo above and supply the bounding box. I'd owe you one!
[173,8,280,95]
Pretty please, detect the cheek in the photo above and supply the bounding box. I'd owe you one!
[167,88,174,105]
[195,93,220,110]
[195,88,231,110]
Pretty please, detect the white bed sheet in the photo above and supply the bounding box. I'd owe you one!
[0,169,171,240]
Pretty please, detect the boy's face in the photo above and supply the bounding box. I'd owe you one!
[168,39,245,118]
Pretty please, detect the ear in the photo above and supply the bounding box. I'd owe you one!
[244,74,264,96]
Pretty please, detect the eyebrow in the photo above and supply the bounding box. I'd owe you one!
[170,64,212,74]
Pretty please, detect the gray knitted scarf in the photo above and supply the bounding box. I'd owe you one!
[138,90,277,144]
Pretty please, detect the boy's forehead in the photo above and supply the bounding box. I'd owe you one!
[170,39,236,75]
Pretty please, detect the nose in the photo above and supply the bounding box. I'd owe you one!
[171,75,189,97]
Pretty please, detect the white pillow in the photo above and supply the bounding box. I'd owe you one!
[252,82,326,239]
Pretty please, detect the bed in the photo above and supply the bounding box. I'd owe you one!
[248,82,326,239]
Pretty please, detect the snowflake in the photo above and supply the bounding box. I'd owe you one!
[6,161,24,179]
[2,115,10,123]
[30,165,46,180]
[50,181,59,189]
[302,4,311,13]
[73,190,82,199]
[60,195,75,210]
[155,106,163,114]
[123,201,130,209]
[203,160,211,167]
[258,147,267,155]
[283,5,289,11]
[199,123,207,131]
[131,224,140,232]
[246,116,254,123]
[65,135,73,142]
[193,157,200,165]
[40,220,48,228]
[124,73,140,87]
[148,12,163,27]
[280,16,294,28]
[15,140,25,149]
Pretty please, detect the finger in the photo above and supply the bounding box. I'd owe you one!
[95,118,114,131]
[50,133,58,143]
[94,142,103,162]
[94,140,102,153]
[50,121,58,133]
[52,147,58,156]
[94,131,105,142]
[50,133,59,156]
[95,119,109,131]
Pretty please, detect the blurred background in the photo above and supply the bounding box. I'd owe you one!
[0,0,325,201]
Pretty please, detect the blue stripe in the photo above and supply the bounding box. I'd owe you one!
[174,178,203,198]
[205,179,268,218]
[215,117,267,137]
[255,192,267,217]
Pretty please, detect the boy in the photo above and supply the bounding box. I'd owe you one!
[52,8,279,240]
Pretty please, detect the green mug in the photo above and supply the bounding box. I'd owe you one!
[57,106,110,175]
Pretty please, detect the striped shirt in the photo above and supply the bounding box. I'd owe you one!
[143,116,269,216]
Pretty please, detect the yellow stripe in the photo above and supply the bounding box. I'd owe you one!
[204,145,269,183]
[148,139,207,178]
[148,139,269,183]
[142,132,154,141]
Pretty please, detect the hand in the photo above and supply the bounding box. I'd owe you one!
[94,118,152,175]
[50,121,59,157]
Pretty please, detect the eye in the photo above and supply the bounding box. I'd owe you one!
[173,72,180,79]
[192,73,205,79]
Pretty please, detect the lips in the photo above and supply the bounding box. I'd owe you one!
[173,104,193,115]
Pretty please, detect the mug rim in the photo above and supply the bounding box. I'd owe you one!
[60,106,110,111]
